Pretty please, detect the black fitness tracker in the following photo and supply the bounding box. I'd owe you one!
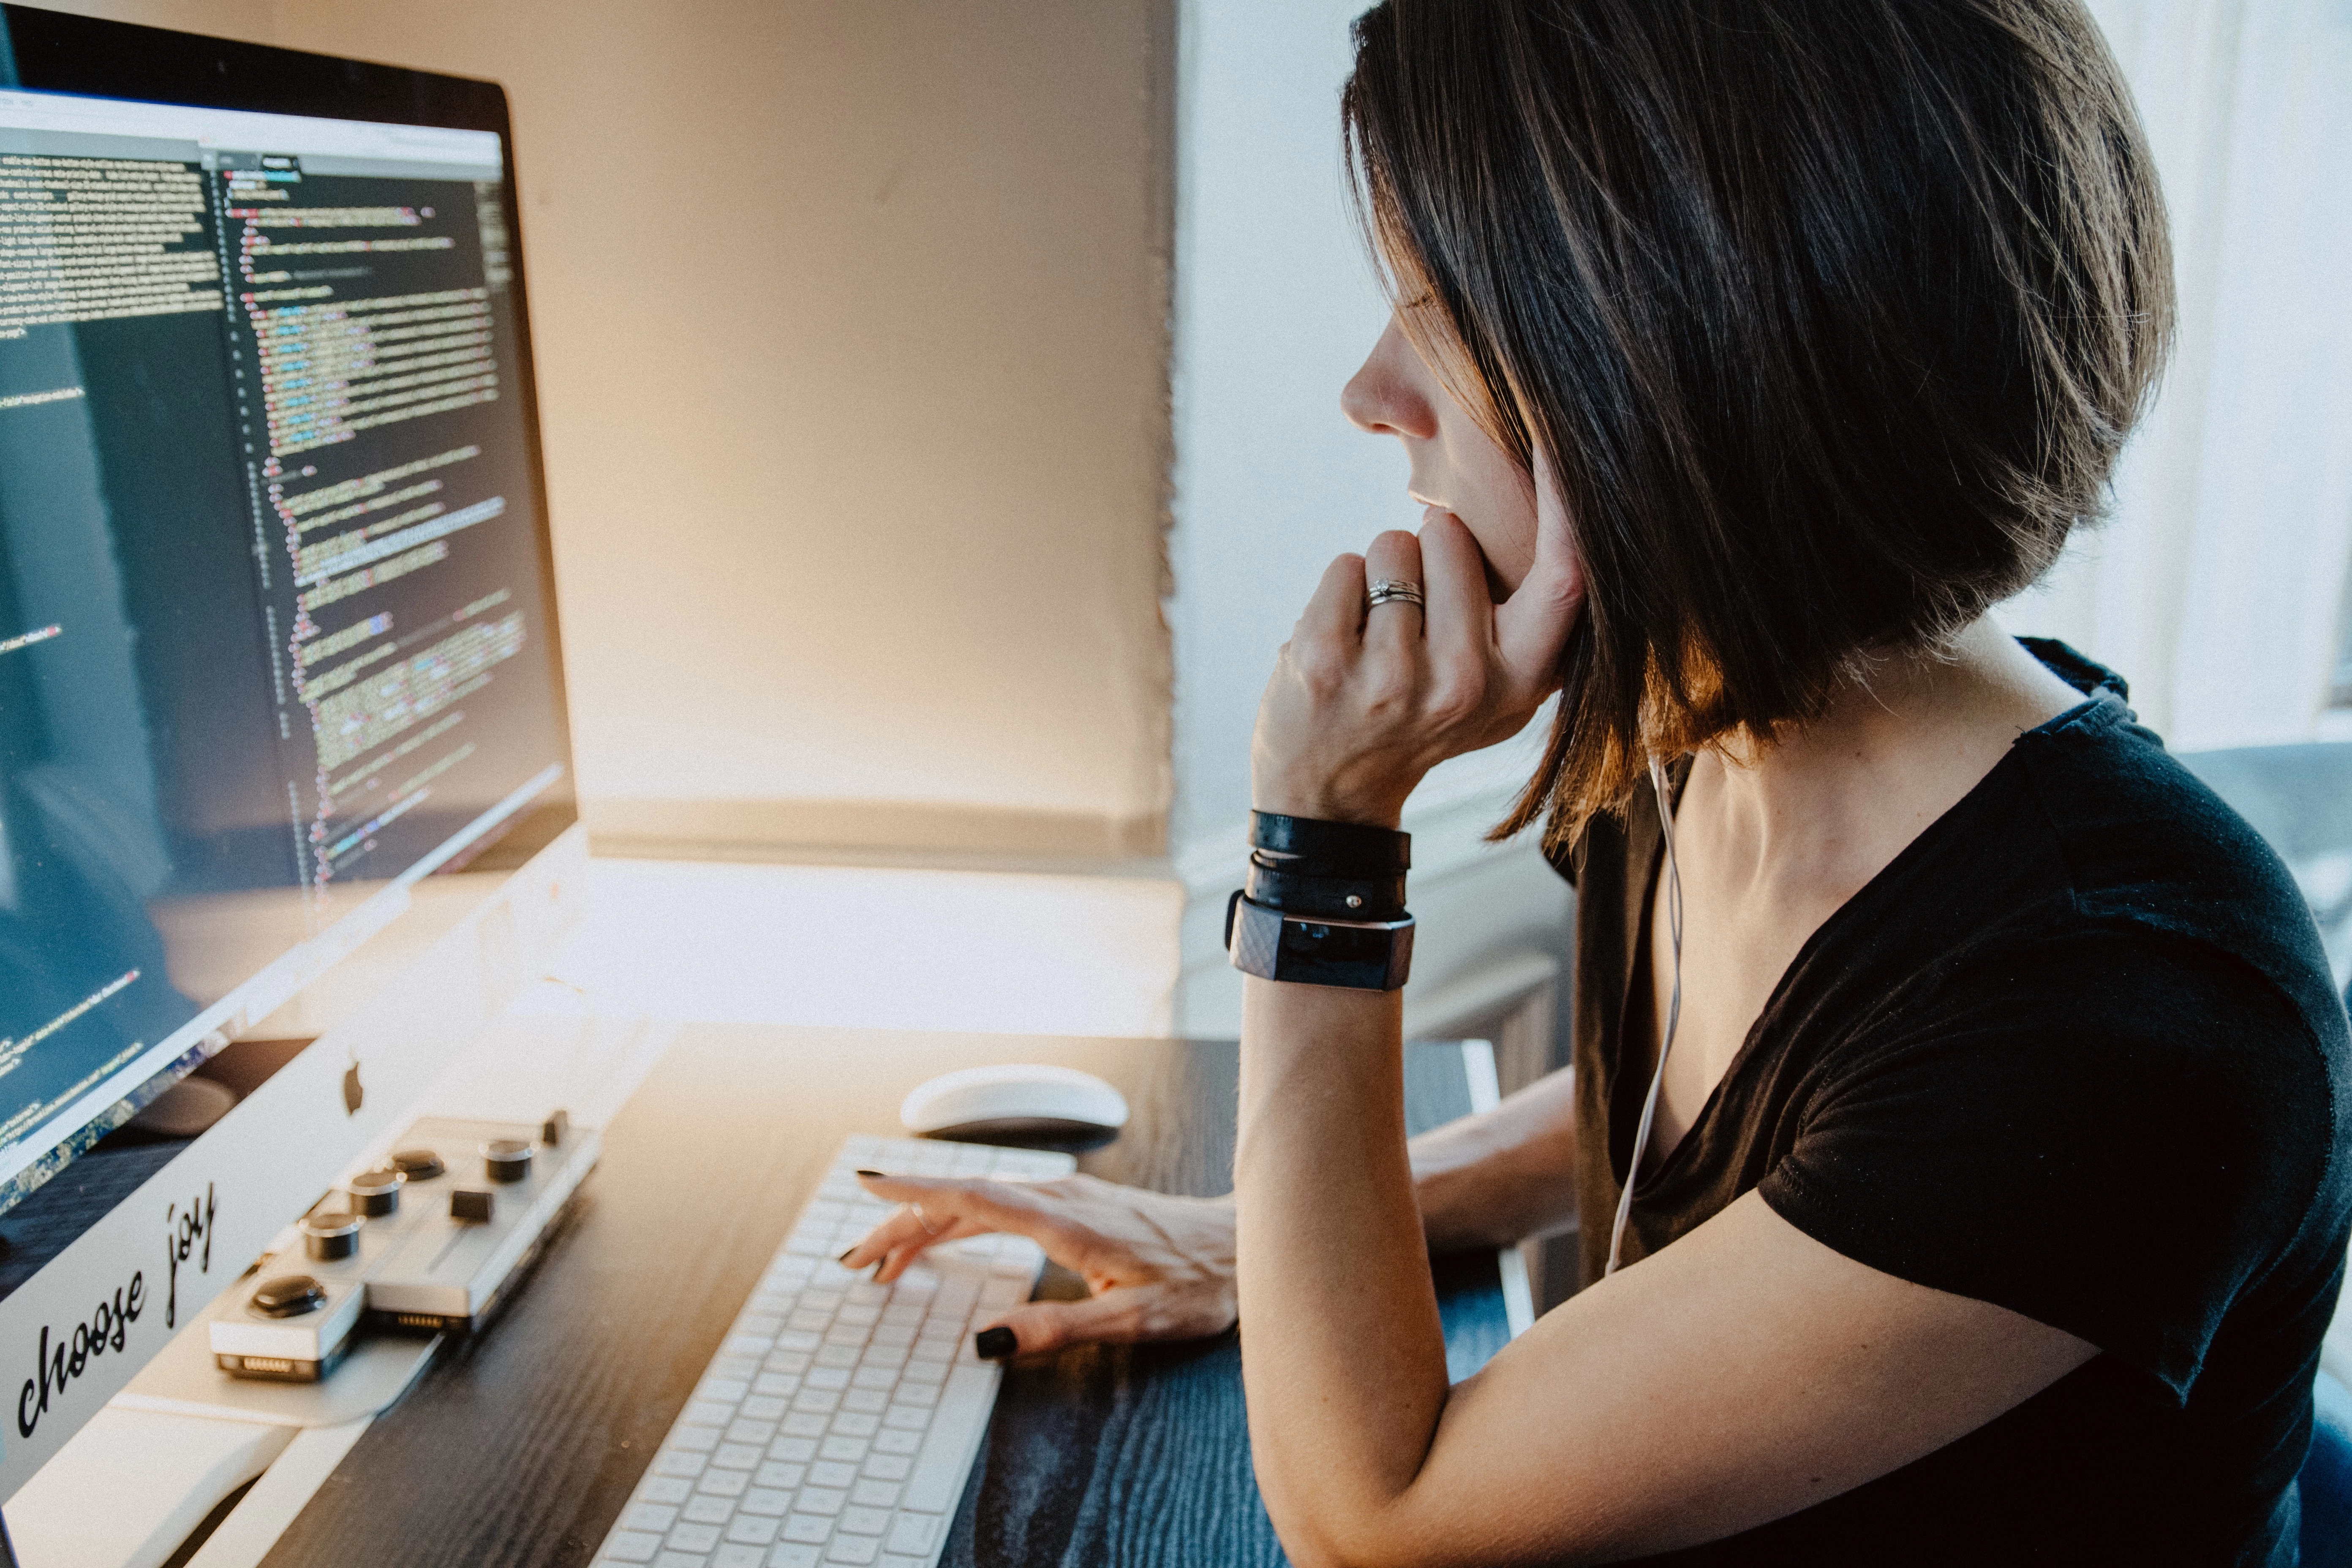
[1226,811,1416,990]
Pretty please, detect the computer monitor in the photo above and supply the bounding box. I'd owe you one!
[0,4,580,1500]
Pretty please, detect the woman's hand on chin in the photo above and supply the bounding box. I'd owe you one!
[1251,451,1583,827]
[839,1171,1238,1356]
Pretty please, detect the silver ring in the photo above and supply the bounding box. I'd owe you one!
[910,1202,940,1237]
[1367,578,1425,610]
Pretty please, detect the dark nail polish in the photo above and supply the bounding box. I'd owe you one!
[838,1247,858,1263]
[974,1326,1018,1360]
[855,1168,887,1179]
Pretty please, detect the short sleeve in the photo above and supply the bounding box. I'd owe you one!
[1757,925,2331,1402]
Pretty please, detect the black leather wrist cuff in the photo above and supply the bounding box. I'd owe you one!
[1249,811,1410,879]
[1224,892,1414,991]
[1243,858,1407,921]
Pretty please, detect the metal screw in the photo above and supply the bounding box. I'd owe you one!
[1345,895,1363,909]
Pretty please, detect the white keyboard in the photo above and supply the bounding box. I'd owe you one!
[591,1135,1075,1568]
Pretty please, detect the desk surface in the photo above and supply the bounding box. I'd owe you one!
[259,1026,1513,1568]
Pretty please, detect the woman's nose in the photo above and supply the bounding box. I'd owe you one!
[1342,318,1439,440]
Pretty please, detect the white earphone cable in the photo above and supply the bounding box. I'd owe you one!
[1606,755,1685,1277]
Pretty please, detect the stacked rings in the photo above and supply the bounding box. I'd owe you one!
[1367,578,1425,610]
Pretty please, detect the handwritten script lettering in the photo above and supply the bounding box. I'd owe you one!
[17,1273,143,1439]
[165,1182,217,1329]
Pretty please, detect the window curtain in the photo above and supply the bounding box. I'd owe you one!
[1999,0,2352,750]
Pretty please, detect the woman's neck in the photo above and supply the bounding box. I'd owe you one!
[1687,619,2087,900]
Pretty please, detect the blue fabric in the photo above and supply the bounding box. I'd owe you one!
[2304,1369,2352,1565]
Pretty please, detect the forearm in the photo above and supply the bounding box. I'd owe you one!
[1409,1065,1581,1251]
[1236,976,1451,1565]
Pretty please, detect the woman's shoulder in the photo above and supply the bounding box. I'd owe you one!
[2002,692,2343,1046]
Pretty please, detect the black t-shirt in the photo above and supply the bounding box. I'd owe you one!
[1551,642,2352,1565]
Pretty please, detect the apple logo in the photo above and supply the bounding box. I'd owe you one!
[343,1062,364,1116]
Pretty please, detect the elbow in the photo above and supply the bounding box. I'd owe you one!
[1265,1499,1450,1568]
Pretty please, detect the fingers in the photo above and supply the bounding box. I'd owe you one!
[973,1293,1155,1358]
[1493,443,1585,689]
[846,1172,1102,1282]
[1416,511,1494,677]
[1359,529,1426,657]
[1298,551,1368,646]
[974,1280,1236,1359]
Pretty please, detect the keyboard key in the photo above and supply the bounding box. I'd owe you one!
[797,1486,846,1516]
[743,1395,790,1420]
[757,1462,807,1490]
[768,1545,822,1568]
[670,1524,723,1552]
[841,1390,888,1415]
[768,1437,818,1464]
[836,1507,888,1537]
[781,1414,829,1439]
[884,1514,941,1557]
[728,1420,779,1445]
[655,1553,709,1568]
[645,1478,694,1505]
[713,1548,765,1568]
[780,1514,832,1544]
[624,1504,680,1533]
[872,1430,921,1456]
[603,1531,661,1563]
[655,1452,709,1479]
[819,1436,869,1463]
[829,1413,881,1437]
[682,1497,735,1525]
[805,1368,852,1392]
[675,1428,721,1453]
[714,1443,765,1470]
[700,1379,750,1403]
[905,1367,996,1512]
[823,1535,880,1565]
[725,1515,781,1546]
[849,1481,900,1509]
[862,1454,911,1482]
[697,1470,749,1498]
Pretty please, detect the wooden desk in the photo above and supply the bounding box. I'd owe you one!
[259,1026,1514,1568]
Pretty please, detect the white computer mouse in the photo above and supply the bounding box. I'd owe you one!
[899,1064,1130,1142]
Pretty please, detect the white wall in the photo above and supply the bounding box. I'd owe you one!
[49,0,1178,856]
[1164,0,1571,1035]
[2001,0,2352,752]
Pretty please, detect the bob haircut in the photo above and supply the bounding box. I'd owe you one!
[1341,0,2175,844]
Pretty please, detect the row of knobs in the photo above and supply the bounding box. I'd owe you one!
[257,1118,569,1316]
[298,1138,536,1260]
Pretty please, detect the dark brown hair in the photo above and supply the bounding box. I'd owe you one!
[1341,0,2174,845]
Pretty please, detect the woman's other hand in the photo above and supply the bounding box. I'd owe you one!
[1251,449,1583,828]
[840,1171,1237,1356]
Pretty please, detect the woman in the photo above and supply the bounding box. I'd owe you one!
[845,1,2352,1561]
